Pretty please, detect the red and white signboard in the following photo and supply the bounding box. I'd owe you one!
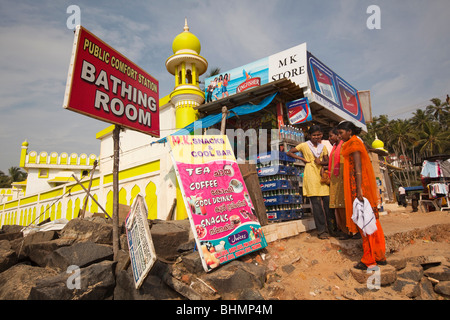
[63,26,159,137]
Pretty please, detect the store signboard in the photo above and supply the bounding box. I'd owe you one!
[125,194,157,289]
[63,26,160,137]
[168,135,267,272]
[307,51,367,131]
[287,97,312,124]
[204,43,307,102]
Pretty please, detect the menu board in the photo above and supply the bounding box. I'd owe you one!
[125,194,157,288]
[169,135,267,272]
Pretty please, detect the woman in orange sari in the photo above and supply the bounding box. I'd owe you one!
[337,121,386,270]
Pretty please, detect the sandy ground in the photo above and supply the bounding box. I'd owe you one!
[256,204,450,300]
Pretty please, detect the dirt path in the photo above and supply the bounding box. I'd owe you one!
[256,205,450,300]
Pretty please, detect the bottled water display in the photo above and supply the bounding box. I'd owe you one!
[279,125,304,143]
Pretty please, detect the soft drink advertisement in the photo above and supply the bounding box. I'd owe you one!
[307,51,366,128]
[168,135,267,272]
[287,97,313,124]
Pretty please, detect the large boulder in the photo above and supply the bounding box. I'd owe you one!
[201,260,266,295]
[434,281,450,297]
[59,218,113,245]
[149,219,192,262]
[397,263,424,282]
[0,240,10,251]
[417,277,440,300]
[350,264,397,286]
[392,279,420,298]
[114,267,183,300]
[46,241,113,272]
[0,225,23,234]
[181,252,204,274]
[9,230,62,262]
[29,260,116,300]
[424,264,450,281]
[0,231,23,242]
[0,248,18,273]
[23,230,58,245]
[0,264,57,300]
[23,238,73,267]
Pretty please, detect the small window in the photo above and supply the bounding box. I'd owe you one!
[186,70,192,84]
[82,170,89,177]
[38,169,49,178]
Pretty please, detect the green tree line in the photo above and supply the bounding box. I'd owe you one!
[361,95,450,187]
[0,167,27,188]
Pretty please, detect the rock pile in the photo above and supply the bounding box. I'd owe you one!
[0,217,267,300]
[347,254,450,299]
[1,217,449,300]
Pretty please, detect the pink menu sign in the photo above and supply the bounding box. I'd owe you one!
[169,135,267,272]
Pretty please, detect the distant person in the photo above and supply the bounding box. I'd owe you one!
[337,121,386,270]
[411,192,419,212]
[287,125,334,239]
[398,186,407,208]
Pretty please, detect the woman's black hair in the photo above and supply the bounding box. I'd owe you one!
[329,127,339,135]
[337,121,362,135]
[308,124,323,135]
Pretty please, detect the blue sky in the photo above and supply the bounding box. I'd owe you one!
[1,0,449,172]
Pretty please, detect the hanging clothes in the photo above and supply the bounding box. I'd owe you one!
[421,160,440,178]
[428,183,449,198]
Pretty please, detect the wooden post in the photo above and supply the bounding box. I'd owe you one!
[112,125,121,261]
[71,174,111,219]
[238,161,269,226]
[220,106,228,135]
[166,198,177,221]
[80,160,98,219]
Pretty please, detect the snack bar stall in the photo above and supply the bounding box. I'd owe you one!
[179,42,372,224]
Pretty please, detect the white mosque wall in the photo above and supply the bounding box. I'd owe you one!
[0,102,179,227]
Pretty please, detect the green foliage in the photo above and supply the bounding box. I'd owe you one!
[0,167,27,188]
[366,96,450,187]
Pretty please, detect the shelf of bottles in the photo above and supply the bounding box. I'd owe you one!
[279,125,304,143]
[256,150,304,222]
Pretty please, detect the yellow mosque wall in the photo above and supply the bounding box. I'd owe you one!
[0,160,160,228]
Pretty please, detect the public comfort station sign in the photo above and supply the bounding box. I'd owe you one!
[63,26,160,137]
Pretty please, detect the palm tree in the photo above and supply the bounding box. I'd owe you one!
[410,108,432,131]
[8,167,27,183]
[388,119,415,186]
[0,170,11,188]
[416,121,450,156]
[425,98,449,124]
[363,114,390,149]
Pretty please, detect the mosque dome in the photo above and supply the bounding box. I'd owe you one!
[172,18,201,54]
[371,138,384,149]
[22,140,29,147]
[371,134,388,153]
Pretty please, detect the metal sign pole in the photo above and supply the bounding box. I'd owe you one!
[112,125,121,261]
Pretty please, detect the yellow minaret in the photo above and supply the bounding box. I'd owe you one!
[19,140,29,168]
[166,18,208,219]
[166,18,208,129]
